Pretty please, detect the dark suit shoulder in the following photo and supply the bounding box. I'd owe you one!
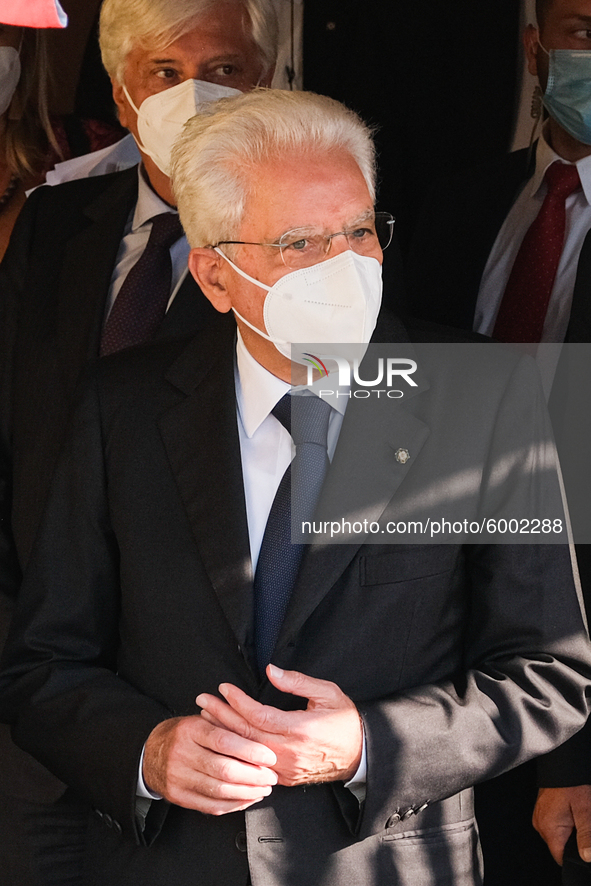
[91,311,235,396]
[374,307,491,344]
[27,166,138,210]
[403,314,491,344]
[1,167,138,277]
[21,166,138,231]
[425,145,532,200]
[406,145,535,331]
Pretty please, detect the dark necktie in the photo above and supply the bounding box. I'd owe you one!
[493,161,581,343]
[254,393,332,674]
[100,212,183,356]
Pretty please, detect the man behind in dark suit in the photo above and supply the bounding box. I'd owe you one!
[0,1,277,882]
[407,0,591,880]
[407,0,591,345]
[1,88,590,886]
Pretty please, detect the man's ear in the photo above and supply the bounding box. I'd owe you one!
[112,79,131,129]
[524,24,540,77]
[189,248,232,313]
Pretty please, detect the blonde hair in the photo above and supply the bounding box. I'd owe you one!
[99,0,278,82]
[5,28,60,179]
[171,89,377,248]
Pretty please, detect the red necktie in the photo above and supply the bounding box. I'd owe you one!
[493,161,581,343]
[100,212,183,356]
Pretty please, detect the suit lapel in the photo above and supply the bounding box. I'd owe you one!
[566,227,591,342]
[158,316,255,649]
[157,272,218,341]
[277,402,430,649]
[157,311,431,658]
[463,146,535,328]
[57,168,138,391]
[277,324,431,651]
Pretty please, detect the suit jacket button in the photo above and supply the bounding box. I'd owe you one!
[235,831,247,852]
[386,813,401,827]
[401,808,415,820]
[112,820,122,836]
[103,814,113,828]
[94,809,103,820]
[414,802,429,814]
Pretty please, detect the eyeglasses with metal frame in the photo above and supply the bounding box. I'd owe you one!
[214,211,395,270]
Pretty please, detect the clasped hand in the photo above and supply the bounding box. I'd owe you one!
[142,664,363,815]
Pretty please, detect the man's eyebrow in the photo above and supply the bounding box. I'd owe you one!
[274,210,376,240]
[147,52,245,67]
[346,209,375,226]
[564,15,591,26]
[148,57,179,65]
[199,53,245,63]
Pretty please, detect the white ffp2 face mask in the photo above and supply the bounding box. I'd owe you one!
[215,248,383,364]
[0,46,20,117]
[123,79,241,175]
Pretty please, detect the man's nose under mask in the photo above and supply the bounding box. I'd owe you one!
[539,41,591,145]
[124,79,241,175]
[215,248,383,365]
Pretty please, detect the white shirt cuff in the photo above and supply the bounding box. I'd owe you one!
[344,723,367,803]
[137,744,163,800]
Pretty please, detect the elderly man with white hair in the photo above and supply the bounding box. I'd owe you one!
[0,1,276,883]
[1,89,590,886]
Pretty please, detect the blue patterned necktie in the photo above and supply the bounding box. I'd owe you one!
[254,392,332,674]
[100,212,183,356]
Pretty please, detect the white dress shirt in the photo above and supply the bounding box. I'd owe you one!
[104,166,190,322]
[235,333,346,570]
[475,126,591,342]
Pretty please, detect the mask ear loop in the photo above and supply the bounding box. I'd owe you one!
[526,39,549,170]
[214,247,289,347]
[529,85,544,145]
[122,84,152,159]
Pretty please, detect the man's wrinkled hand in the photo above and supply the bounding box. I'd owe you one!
[533,785,591,865]
[197,664,363,787]
[142,714,277,815]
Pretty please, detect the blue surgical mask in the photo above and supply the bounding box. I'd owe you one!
[539,41,591,145]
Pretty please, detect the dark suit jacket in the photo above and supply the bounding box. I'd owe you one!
[405,143,591,343]
[0,165,216,802]
[405,147,532,331]
[405,146,591,791]
[0,310,589,885]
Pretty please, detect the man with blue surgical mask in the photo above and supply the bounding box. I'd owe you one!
[409,0,591,347]
[407,2,591,883]
[0,1,277,884]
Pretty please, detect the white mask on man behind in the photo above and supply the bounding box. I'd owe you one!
[0,46,21,117]
[215,248,383,365]
[123,79,241,175]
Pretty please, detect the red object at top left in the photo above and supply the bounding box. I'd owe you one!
[0,0,67,29]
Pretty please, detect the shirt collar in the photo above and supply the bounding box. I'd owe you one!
[235,333,347,437]
[532,125,591,205]
[236,333,291,438]
[132,165,178,231]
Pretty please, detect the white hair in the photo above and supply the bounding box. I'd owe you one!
[171,89,377,248]
[99,0,278,82]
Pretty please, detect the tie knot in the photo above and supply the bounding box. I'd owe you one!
[544,161,581,198]
[272,393,332,448]
[148,212,183,249]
